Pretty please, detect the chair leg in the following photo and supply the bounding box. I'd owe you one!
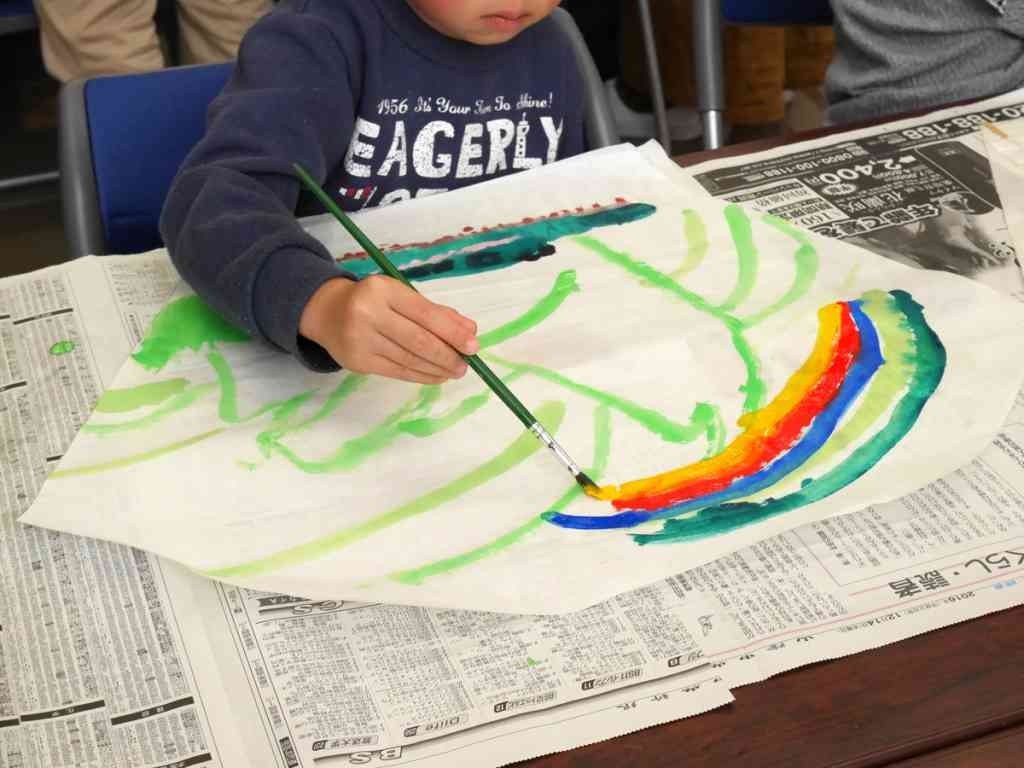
[636,0,672,151]
[693,0,726,150]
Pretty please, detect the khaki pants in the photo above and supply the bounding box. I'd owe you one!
[33,0,272,82]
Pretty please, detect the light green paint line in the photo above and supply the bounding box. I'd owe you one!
[799,290,913,475]
[267,386,443,473]
[740,215,819,328]
[203,401,567,579]
[84,383,217,434]
[762,213,812,245]
[716,204,758,312]
[206,351,315,425]
[571,234,765,413]
[94,378,191,413]
[392,405,613,584]
[399,393,491,437]
[669,209,708,280]
[703,403,727,458]
[49,340,76,356]
[478,270,580,349]
[50,428,225,479]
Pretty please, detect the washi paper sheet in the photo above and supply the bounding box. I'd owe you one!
[23,144,1024,613]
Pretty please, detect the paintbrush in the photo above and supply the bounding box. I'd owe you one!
[292,162,599,497]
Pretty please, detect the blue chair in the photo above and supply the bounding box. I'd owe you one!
[637,0,833,151]
[57,8,617,260]
[59,62,232,258]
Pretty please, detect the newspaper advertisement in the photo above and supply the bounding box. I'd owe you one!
[0,253,725,767]
[687,90,1024,298]
[0,253,236,767]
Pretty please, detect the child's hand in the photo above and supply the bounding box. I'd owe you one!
[299,276,478,384]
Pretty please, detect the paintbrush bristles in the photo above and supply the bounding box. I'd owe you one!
[577,472,601,498]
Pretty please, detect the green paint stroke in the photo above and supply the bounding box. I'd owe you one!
[50,428,225,479]
[572,234,765,413]
[485,350,714,444]
[203,401,567,580]
[399,392,491,437]
[85,383,216,435]
[716,205,758,312]
[267,386,443,473]
[669,209,708,280]
[636,290,946,544]
[206,350,315,425]
[49,340,76,356]
[94,378,191,413]
[392,405,612,585]
[740,215,819,328]
[133,295,249,372]
[478,270,580,349]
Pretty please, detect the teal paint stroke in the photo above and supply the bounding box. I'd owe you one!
[339,203,656,282]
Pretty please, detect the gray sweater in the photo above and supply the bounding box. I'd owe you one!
[827,0,1024,124]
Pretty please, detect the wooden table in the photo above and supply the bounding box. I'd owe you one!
[522,121,1024,768]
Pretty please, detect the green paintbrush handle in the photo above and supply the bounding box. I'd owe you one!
[292,162,537,432]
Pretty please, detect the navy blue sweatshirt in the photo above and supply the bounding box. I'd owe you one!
[159,0,586,371]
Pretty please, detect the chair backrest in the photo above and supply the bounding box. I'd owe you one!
[59,62,232,258]
[550,7,619,150]
[723,0,833,26]
[0,0,36,35]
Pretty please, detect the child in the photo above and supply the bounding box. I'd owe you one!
[159,0,584,386]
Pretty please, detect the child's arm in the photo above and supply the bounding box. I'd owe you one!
[159,7,475,379]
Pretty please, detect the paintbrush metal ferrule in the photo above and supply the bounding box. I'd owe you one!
[529,422,598,495]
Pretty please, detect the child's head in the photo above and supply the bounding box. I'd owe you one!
[405,0,561,45]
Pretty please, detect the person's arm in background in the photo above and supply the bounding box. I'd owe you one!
[826,0,1024,124]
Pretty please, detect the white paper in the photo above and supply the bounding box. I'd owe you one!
[21,143,1024,614]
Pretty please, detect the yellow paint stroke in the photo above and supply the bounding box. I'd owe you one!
[589,302,843,501]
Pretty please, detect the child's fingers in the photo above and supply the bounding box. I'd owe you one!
[364,355,448,385]
[372,334,465,381]
[376,308,469,377]
[388,285,479,355]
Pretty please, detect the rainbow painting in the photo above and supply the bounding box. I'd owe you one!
[545,289,946,543]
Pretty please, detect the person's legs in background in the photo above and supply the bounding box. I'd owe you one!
[175,0,272,65]
[32,0,163,82]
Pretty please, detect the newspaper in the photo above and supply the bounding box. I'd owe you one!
[0,253,723,767]
[5,94,1024,766]
[687,90,1024,299]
